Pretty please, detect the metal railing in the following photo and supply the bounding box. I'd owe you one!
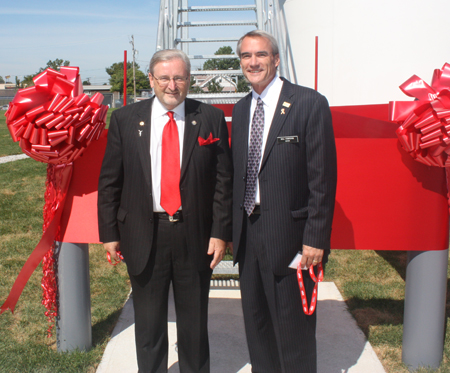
[155,0,296,101]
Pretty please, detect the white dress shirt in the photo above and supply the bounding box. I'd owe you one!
[150,98,185,212]
[248,75,284,204]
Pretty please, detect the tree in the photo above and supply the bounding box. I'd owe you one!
[83,79,91,85]
[21,75,34,88]
[0,76,4,84]
[206,79,223,93]
[202,46,240,71]
[201,46,249,93]
[106,61,150,95]
[18,59,71,88]
[38,59,70,73]
[189,76,203,94]
[237,76,250,93]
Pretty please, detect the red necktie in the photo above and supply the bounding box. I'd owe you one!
[160,111,181,216]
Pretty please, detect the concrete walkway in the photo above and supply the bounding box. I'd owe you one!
[96,282,385,373]
[0,154,28,164]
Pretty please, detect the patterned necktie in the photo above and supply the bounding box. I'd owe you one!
[160,111,181,216]
[244,97,265,216]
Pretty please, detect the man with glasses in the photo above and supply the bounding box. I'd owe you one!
[98,49,232,373]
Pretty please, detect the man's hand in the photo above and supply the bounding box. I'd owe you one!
[104,241,121,261]
[300,244,324,269]
[207,237,226,270]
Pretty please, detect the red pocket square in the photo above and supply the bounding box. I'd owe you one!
[198,133,219,146]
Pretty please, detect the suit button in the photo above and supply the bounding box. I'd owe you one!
[239,204,243,210]
[150,218,153,223]
[242,176,246,181]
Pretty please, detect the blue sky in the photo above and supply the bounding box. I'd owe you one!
[1,0,255,85]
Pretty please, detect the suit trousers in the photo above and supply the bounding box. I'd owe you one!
[238,212,318,373]
[128,215,212,373]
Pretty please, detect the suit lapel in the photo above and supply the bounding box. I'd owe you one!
[136,98,153,190]
[235,93,252,172]
[260,80,295,169]
[181,98,201,179]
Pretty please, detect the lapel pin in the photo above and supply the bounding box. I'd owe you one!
[282,102,291,108]
[139,121,145,126]
[138,130,143,137]
[281,108,286,115]
[192,120,197,126]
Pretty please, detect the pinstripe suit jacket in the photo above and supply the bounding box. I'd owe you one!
[98,97,233,276]
[232,79,337,275]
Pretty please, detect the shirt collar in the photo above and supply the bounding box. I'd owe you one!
[251,74,283,104]
[152,97,185,119]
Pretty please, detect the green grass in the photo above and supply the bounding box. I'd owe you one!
[105,108,117,128]
[0,157,130,372]
[0,112,22,156]
[325,249,450,372]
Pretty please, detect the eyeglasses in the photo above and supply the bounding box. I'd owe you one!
[152,75,189,86]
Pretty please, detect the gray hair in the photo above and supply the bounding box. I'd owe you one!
[149,49,191,75]
[236,30,279,57]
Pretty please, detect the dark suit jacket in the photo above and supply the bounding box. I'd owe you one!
[98,97,233,276]
[232,78,337,276]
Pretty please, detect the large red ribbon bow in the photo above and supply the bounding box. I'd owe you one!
[389,63,450,167]
[2,67,107,336]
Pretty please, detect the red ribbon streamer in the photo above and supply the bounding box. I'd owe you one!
[297,263,323,315]
[1,164,72,314]
[106,251,124,266]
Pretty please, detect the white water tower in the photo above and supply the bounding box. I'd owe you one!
[282,0,450,106]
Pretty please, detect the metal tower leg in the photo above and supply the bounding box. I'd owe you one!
[402,249,448,370]
[55,242,92,352]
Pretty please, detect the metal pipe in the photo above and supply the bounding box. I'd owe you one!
[402,248,448,370]
[123,50,127,106]
[55,242,92,352]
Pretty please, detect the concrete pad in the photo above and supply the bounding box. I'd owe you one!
[317,283,386,373]
[96,282,385,373]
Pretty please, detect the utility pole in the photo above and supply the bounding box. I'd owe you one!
[130,35,137,102]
